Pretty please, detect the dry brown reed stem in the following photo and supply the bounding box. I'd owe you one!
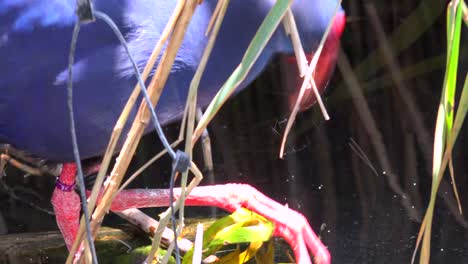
[66,0,200,262]
[86,0,186,217]
[66,3,187,261]
[146,1,229,261]
[0,154,44,176]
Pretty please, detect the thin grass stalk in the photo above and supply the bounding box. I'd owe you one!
[192,223,204,263]
[279,0,343,157]
[283,8,308,76]
[146,162,204,263]
[180,0,229,239]
[151,1,231,261]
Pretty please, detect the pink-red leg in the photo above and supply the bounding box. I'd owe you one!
[50,163,191,253]
[51,163,80,250]
[51,164,330,263]
[109,184,330,264]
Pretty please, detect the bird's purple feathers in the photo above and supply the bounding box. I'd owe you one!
[0,0,343,161]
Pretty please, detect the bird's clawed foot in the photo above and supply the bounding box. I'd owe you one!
[109,184,330,264]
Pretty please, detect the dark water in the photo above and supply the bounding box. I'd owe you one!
[1,1,468,263]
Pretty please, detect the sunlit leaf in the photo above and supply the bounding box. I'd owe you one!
[217,241,264,264]
[182,208,274,264]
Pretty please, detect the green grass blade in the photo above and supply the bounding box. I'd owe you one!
[193,0,292,143]
[444,0,465,210]
[443,0,463,132]
[416,1,466,263]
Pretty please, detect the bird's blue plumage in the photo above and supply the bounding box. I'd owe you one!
[0,0,343,161]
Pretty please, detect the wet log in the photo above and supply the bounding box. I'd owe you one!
[0,227,150,264]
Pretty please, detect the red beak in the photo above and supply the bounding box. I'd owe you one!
[283,11,346,112]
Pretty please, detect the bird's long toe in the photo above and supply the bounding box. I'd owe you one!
[108,184,330,263]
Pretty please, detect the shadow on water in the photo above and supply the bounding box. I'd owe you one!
[1,0,468,263]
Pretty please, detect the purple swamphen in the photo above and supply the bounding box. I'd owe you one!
[0,1,345,263]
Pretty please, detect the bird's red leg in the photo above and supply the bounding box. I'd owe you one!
[50,164,330,263]
[108,184,330,264]
[51,163,194,253]
[51,163,80,250]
